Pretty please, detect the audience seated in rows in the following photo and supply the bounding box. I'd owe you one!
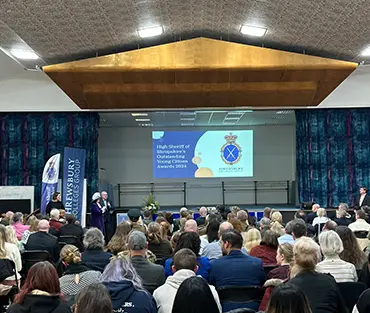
[20,217,39,249]
[294,210,315,237]
[128,231,165,293]
[59,215,84,251]
[26,220,59,263]
[154,248,221,313]
[202,222,234,260]
[249,230,279,266]
[316,230,357,282]
[349,209,370,250]
[11,213,29,241]
[334,206,352,226]
[184,219,208,254]
[106,221,131,255]
[147,222,172,260]
[59,245,101,306]
[7,261,71,313]
[49,209,64,234]
[165,232,211,280]
[289,237,347,313]
[101,257,157,313]
[81,228,111,272]
[336,226,367,270]
[209,229,266,311]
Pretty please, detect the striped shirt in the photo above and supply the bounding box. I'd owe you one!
[316,256,357,283]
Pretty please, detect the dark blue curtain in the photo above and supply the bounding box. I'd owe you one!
[0,113,99,207]
[296,109,370,207]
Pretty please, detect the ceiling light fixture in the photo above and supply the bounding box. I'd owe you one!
[135,118,151,122]
[131,113,148,117]
[139,123,153,127]
[361,46,370,56]
[180,118,195,121]
[10,49,39,60]
[240,25,267,37]
[138,26,164,38]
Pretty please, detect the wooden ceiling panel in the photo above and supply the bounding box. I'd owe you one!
[44,38,357,110]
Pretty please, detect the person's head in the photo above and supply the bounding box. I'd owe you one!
[127,231,147,256]
[227,212,237,221]
[74,284,112,313]
[66,214,76,225]
[206,219,220,243]
[229,218,244,233]
[143,209,151,218]
[336,226,366,267]
[291,237,320,278]
[356,209,366,220]
[5,211,14,221]
[276,243,294,266]
[0,225,6,258]
[127,209,141,223]
[316,208,326,217]
[37,219,50,233]
[244,228,262,253]
[319,230,343,258]
[147,222,162,243]
[91,192,101,204]
[290,219,307,239]
[101,257,145,292]
[172,248,198,273]
[28,218,40,232]
[60,244,81,265]
[199,207,207,217]
[59,209,66,218]
[50,209,60,221]
[221,229,243,255]
[294,210,306,221]
[101,191,108,200]
[336,208,347,219]
[172,276,220,313]
[107,221,132,255]
[231,206,240,215]
[338,202,349,211]
[284,221,293,235]
[5,226,18,245]
[165,212,174,225]
[170,232,181,250]
[324,220,337,231]
[263,207,272,219]
[14,261,61,304]
[174,232,201,256]
[266,283,312,313]
[236,210,248,223]
[218,221,234,239]
[52,192,61,202]
[180,207,189,218]
[360,186,368,195]
[12,212,24,224]
[271,212,283,224]
[160,221,171,240]
[83,228,105,251]
[261,230,279,248]
[184,219,198,234]
[312,203,320,212]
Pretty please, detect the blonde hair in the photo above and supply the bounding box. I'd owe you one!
[271,212,283,223]
[291,237,321,278]
[317,208,326,217]
[29,218,40,232]
[244,228,261,253]
[5,226,18,246]
[231,206,241,215]
[60,244,81,264]
[278,243,294,264]
[270,212,284,236]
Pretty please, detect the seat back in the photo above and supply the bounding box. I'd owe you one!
[21,250,52,277]
[337,282,367,312]
[58,235,80,246]
[263,265,278,277]
[217,285,264,303]
[354,231,368,239]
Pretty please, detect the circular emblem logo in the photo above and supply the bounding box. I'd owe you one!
[221,133,242,165]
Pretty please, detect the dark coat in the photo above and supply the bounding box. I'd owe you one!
[7,294,71,313]
[25,232,60,263]
[81,249,112,272]
[90,203,104,232]
[59,224,84,251]
[356,289,370,313]
[355,194,370,208]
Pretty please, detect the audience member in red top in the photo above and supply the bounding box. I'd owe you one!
[49,209,64,233]
[249,230,279,265]
[11,212,30,241]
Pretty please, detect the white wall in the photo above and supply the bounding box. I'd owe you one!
[99,125,296,207]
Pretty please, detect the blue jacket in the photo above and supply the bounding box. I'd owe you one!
[164,256,211,281]
[209,250,266,289]
[103,280,157,313]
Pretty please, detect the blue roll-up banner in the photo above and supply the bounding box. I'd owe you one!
[41,154,61,214]
[62,147,86,222]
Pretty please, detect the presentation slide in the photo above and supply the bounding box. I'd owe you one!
[152,130,253,179]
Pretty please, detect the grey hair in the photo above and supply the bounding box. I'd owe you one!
[12,212,23,223]
[101,257,146,293]
[319,230,343,257]
[50,209,60,219]
[338,203,349,211]
[284,221,294,235]
[83,228,105,250]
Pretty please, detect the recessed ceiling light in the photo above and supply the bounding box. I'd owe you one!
[131,113,148,117]
[181,123,194,126]
[139,123,153,127]
[180,112,196,116]
[180,118,195,121]
[361,46,370,56]
[224,117,240,120]
[135,118,151,122]
[240,25,267,37]
[138,26,164,38]
[10,49,39,60]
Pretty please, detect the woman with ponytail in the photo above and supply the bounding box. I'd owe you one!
[59,245,101,306]
[147,222,172,260]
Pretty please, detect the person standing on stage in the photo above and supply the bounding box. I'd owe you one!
[355,186,370,208]
[101,191,112,240]
[91,192,105,232]
[46,191,65,215]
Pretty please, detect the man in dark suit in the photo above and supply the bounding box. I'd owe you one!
[101,191,113,241]
[128,231,165,294]
[355,186,370,208]
[196,207,207,226]
[59,214,84,251]
[26,219,60,263]
[306,203,320,225]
